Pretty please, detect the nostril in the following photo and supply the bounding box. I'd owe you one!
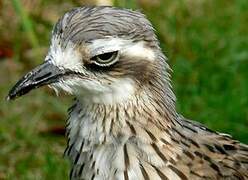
[35,72,52,81]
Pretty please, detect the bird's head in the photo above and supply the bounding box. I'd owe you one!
[8,6,172,105]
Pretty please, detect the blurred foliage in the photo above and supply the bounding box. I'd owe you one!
[0,0,247,179]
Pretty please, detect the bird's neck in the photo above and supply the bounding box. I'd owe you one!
[64,84,184,178]
[65,85,178,150]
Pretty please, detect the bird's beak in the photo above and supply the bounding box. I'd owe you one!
[7,61,64,101]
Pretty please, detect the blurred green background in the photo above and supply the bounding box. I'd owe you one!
[0,0,247,179]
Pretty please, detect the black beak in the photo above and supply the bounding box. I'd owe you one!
[7,61,64,101]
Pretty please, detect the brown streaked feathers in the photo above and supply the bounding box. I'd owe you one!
[9,6,248,180]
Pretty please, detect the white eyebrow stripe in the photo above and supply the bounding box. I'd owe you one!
[89,38,155,61]
[121,41,155,61]
[88,38,129,56]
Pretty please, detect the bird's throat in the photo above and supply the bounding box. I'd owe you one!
[64,87,181,179]
[65,88,177,154]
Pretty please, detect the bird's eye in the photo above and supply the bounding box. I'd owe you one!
[91,51,119,66]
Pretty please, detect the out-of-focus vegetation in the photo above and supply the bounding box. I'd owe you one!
[0,0,247,179]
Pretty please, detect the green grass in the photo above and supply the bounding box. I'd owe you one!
[11,0,38,48]
[1,79,70,179]
[0,0,247,179]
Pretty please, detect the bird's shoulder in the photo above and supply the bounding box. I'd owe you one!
[173,116,248,179]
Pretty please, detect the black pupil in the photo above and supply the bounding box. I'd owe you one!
[98,52,115,60]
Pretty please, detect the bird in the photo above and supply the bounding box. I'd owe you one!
[7,6,248,180]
